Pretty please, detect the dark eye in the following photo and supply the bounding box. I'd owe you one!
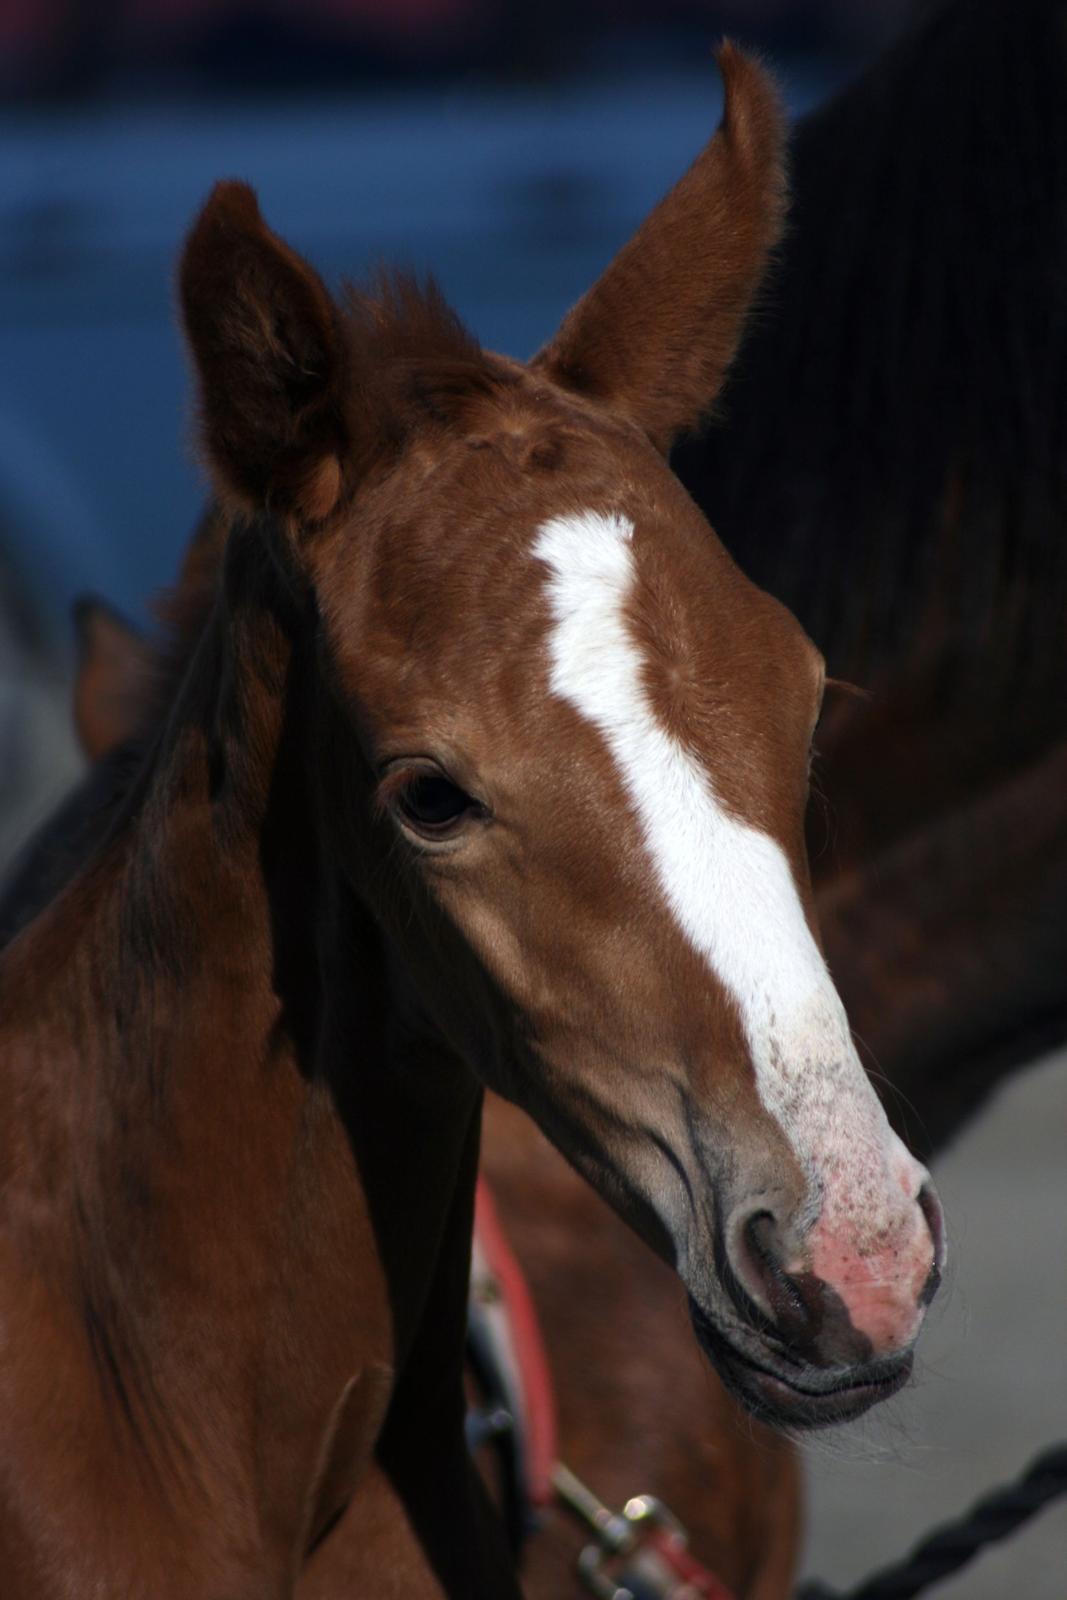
[391,768,485,841]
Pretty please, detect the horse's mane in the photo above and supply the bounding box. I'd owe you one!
[675,0,1067,705]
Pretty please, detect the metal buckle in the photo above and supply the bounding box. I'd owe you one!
[553,1464,702,1600]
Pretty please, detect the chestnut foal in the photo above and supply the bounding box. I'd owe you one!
[0,50,941,1597]
[69,540,805,1600]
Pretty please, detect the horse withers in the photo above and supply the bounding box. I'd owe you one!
[0,47,941,1597]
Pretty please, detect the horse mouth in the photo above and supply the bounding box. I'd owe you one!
[687,1297,913,1430]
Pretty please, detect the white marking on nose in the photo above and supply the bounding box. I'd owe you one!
[532,509,917,1235]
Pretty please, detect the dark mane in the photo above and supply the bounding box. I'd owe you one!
[675,0,1067,706]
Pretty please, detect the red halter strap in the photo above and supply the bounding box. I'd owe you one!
[471,1177,558,1507]
[469,1178,738,1600]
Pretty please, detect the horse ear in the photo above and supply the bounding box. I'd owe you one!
[180,182,348,522]
[532,44,786,454]
[72,599,154,762]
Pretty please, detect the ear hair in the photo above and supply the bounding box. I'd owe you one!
[180,181,350,522]
[533,43,787,453]
[343,272,506,439]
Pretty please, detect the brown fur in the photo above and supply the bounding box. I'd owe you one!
[0,49,927,1599]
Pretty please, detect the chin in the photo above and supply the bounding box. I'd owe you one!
[688,1297,913,1431]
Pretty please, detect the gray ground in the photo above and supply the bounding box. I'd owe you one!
[801,1050,1067,1598]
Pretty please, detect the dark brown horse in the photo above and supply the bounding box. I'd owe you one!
[0,49,942,1597]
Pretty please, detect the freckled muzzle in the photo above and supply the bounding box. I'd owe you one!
[800,1179,945,1354]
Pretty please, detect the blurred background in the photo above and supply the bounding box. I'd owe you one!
[0,0,927,864]
[0,0,923,858]
[0,0,916,625]
[1,4,1064,1597]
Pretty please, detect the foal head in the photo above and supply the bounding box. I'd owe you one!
[179,47,941,1428]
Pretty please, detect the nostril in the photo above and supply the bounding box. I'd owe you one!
[718,1209,777,1335]
[729,1207,886,1366]
[917,1182,945,1306]
[739,1211,810,1336]
[745,1212,789,1293]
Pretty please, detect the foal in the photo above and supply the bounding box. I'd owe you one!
[0,49,941,1596]
[68,544,806,1600]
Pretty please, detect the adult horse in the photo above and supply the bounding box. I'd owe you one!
[0,49,941,1598]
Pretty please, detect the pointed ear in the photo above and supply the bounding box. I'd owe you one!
[72,599,154,761]
[180,182,349,521]
[532,44,786,453]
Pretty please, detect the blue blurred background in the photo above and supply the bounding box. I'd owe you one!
[0,0,916,639]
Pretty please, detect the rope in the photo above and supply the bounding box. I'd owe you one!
[797,1444,1067,1600]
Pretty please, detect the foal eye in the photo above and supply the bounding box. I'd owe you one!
[390,769,484,841]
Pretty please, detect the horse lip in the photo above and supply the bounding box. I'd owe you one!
[687,1296,914,1430]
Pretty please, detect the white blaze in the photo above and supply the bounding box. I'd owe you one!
[533,509,908,1225]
